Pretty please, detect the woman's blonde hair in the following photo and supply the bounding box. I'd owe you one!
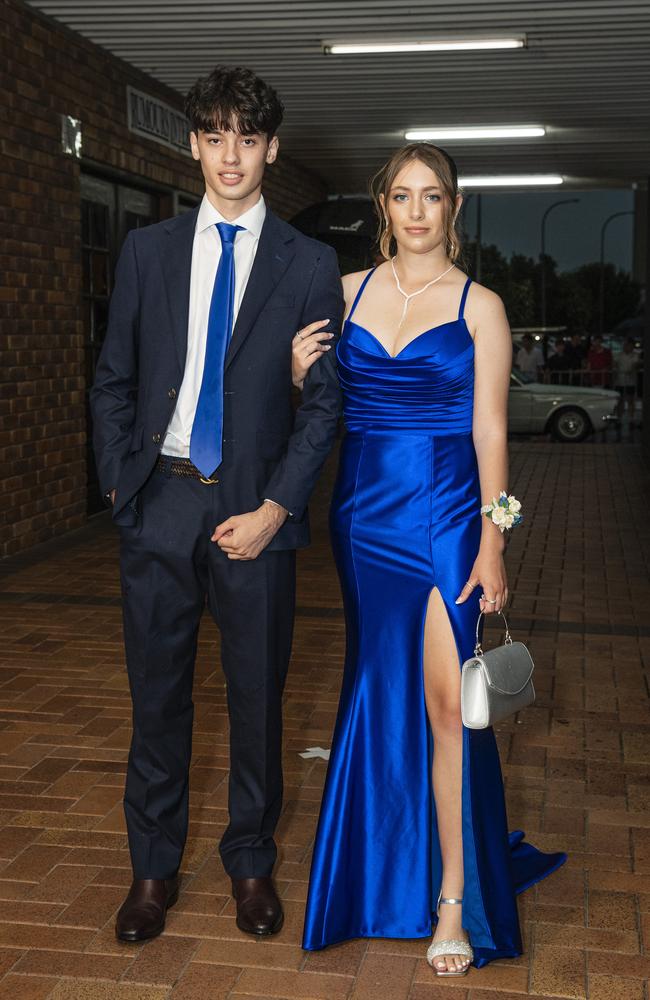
[370,142,461,262]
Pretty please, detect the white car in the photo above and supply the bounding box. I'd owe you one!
[509,369,619,442]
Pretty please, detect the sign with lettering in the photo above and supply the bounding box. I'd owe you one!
[126,86,190,155]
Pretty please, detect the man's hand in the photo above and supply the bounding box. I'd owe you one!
[212,501,288,560]
[110,489,116,505]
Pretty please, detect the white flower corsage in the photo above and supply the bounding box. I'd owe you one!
[480,492,523,532]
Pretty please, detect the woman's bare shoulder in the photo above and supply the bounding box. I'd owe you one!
[464,278,506,316]
[342,268,374,300]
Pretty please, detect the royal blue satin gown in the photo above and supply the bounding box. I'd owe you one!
[302,269,567,966]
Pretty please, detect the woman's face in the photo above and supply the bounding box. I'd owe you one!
[381,158,460,257]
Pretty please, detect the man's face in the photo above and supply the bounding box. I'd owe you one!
[190,124,279,215]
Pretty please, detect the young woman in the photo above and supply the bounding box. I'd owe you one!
[294,144,566,973]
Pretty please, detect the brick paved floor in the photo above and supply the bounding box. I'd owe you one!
[0,441,648,1000]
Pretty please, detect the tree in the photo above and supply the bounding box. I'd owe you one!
[463,242,537,327]
[463,241,640,334]
[559,263,641,333]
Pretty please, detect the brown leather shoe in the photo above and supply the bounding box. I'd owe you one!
[115,877,179,942]
[232,877,284,936]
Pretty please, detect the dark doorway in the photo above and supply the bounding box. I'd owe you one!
[80,175,158,514]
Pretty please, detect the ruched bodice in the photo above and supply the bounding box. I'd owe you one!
[338,272,475,434]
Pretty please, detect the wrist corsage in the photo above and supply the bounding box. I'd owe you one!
[480,492,523,532]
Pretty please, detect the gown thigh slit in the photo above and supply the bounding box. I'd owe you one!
[302,270,567,965]
[421,584,465,915]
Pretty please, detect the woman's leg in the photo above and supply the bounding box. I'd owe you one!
[423,585,470,974]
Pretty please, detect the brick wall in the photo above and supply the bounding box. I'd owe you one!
[0,0,327,558]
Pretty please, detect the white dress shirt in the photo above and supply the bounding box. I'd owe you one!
[614,349,638,387]
[515,344,544,377]
[162,194,266,458]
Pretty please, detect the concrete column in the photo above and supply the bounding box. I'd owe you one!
[634,177,650,461]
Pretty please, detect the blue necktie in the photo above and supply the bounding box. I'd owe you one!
[190,222,244,478]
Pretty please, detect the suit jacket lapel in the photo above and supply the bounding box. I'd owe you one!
[158,206,198,370]
[225,210,295,371]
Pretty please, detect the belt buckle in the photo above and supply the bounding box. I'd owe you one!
[199,474,219,485]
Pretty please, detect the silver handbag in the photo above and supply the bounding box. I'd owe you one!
[460,610,535,729]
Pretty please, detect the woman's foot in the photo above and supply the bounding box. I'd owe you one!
[427,897,472,975]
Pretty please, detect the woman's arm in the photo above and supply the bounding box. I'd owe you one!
[471,286,512,556]
[291,270,369,388]
[455,285,512,614]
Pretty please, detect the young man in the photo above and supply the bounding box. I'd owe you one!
[514,333,545,380]
[91,66,343,942]
[586,334,613,388]
[546,338,572,385]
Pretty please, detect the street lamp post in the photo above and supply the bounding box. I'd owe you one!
[540,199,580,338]
[599,211,634,334]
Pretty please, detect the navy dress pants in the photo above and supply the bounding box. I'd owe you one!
[118,465,296,880]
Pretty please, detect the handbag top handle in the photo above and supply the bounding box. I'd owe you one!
[474,609,513,656]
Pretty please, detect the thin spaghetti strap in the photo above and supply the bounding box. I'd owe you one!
[458,277,472,320]
[346,268,377,322]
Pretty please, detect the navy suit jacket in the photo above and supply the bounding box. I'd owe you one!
[90,204,344,550]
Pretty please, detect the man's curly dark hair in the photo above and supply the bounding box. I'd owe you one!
[185,66,284,139]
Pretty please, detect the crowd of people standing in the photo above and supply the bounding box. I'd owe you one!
[514,333,641,413]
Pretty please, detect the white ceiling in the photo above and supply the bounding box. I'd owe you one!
[27,0,650,192]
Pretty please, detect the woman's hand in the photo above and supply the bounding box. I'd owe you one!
[454,546,508,614]
[292,320,334,389]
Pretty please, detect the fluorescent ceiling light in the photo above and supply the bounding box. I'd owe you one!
[325,37,526,55]
[459,175,564,187]
[405,126,545,141]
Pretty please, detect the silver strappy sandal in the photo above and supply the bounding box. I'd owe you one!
[426,893,473,977]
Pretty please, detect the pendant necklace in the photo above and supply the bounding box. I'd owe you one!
[391,257,455,331]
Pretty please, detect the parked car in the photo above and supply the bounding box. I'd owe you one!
[509,368,619,442]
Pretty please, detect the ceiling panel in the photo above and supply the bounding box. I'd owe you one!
[26,0,650,191]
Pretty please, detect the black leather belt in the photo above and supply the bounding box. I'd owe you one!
[156,455,219,484]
